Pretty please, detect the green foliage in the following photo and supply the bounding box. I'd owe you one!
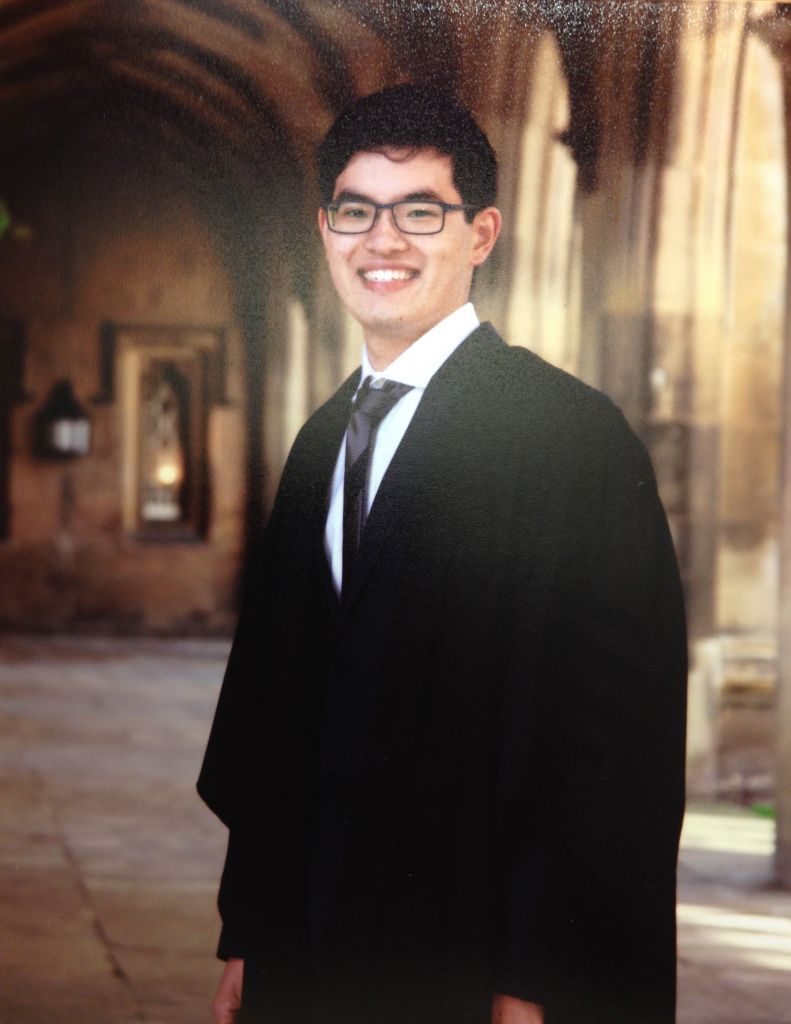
[0,199,11,239]
[0,199,33,243]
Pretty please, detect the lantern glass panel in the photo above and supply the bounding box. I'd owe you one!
[116,328,212,542]
[140,361,187,524]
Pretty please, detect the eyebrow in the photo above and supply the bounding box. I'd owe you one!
[332,189,446,203]
[404,190,444,202]
[333,191,372,203]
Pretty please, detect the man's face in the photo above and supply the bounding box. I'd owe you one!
[318,148,500,360]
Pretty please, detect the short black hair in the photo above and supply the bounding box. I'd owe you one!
[317,84,498,213]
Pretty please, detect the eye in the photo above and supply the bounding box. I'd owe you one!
[401,202,442,221]
[335,202,372,221]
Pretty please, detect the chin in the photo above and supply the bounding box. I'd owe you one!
[360,319,407,340]
[357,307,411,335]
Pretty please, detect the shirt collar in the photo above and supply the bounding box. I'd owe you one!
[359,303,479,392]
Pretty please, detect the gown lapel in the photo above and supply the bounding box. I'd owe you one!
[339,324,505,618]
[309,372,360,619]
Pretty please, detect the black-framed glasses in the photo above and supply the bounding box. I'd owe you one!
[324,199,478,235]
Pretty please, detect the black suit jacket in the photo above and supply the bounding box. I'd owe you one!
[198,324,687,1024]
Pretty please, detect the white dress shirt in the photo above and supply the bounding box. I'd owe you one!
[324,302,480,594]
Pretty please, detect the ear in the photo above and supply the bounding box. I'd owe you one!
[317,205,328,240]
[469,207,502,267]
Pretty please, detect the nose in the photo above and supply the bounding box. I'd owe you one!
[364,207,408,251]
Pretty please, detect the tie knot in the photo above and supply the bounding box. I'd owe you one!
[352,376,413,423]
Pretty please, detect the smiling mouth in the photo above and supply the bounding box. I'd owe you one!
[359,269,417,283]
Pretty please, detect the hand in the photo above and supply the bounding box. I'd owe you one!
[212,958,244,1024]
[492,992,545,1024]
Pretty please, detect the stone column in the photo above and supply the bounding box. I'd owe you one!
[778,50,791,879]
[779,279,791,887]
[753,3,791,887]
[650,3,749,795]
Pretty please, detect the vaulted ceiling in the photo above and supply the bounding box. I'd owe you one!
[0,0,692,209]
[0,0,515,185]
[1,1,345,180]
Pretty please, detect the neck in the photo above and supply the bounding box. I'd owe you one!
[363,302,472,370]
[364,334,418,371]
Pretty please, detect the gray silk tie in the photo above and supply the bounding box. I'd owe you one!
[342,376,413,591]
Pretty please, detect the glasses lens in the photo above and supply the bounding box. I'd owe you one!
[329,200,375,233]
[393,201,444,234]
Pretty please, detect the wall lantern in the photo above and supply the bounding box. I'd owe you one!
[35,380,92,459]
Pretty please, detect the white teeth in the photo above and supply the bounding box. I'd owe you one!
[362,269,414,282]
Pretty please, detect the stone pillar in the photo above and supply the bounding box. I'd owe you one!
[752,2,791,889]
[777,47,791,885]
[502,31,580,371]
[650,3,750,794]
[779,285,791,887]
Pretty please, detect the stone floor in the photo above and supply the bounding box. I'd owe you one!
[1,635,790,1024]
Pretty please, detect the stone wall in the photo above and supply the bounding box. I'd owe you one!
[0,145,246,632]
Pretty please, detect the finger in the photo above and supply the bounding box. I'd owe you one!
[212,1000,233,1024]
[212,992,239,1024]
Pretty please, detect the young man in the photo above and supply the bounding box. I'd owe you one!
[198,85,687,1024]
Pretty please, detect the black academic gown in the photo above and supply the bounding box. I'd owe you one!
[198,324,688,1024]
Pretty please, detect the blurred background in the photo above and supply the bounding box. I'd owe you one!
[1,1,790,1021]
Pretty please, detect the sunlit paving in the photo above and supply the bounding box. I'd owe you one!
[679,903,791,937]
[677,807,791,1023]
[679,903,791,969]
[681,810,776,856]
